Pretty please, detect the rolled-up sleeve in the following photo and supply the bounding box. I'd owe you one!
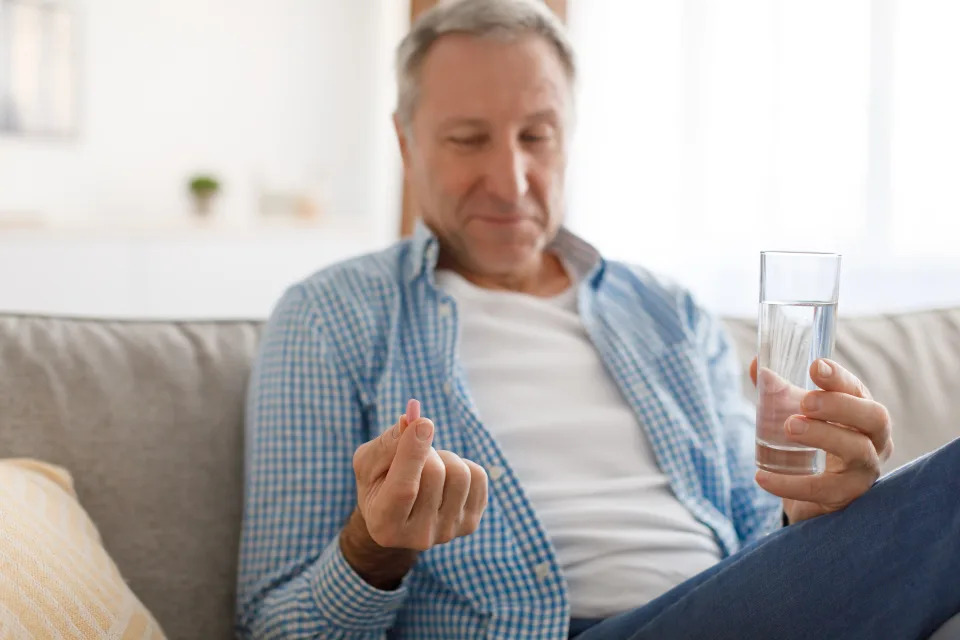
[235,284,409,639]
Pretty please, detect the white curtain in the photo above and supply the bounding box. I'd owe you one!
[565,0,960,317]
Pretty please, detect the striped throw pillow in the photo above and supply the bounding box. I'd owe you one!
[0,458,166,639]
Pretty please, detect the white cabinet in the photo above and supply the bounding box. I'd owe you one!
[0,222,388,319]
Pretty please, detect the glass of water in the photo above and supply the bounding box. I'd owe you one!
[756,251,841,475]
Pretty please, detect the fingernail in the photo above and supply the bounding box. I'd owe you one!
[787,417,808,435]
[818,360,832,378]
[802,393,820,412]
[392,415,404,439]
[416,420,433,441]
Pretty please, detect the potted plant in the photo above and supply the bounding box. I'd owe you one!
[188,175,220,217]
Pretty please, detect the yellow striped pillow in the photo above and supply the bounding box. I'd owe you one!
[0,459,166,639]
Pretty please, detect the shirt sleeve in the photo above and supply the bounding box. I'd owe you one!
[235,284,409,639]
[691,299,783,547]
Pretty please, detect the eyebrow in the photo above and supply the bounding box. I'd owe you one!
[438,117,488,130]
[525,109,560,124]
[438,110,561,130]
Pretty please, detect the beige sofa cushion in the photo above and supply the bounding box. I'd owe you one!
[0,316,261,640]
[0,458,167,638]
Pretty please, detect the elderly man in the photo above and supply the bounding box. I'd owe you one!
[235,1,960,638]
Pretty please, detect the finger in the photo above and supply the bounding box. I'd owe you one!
[750,357,758,387]
[406,448,446,532]
[756,465,874,512]
[800,391,893,459]
[434,450,471,543]
[783,415,880,475]
[354,414,406,478]
[809,359,872,400]
[756,366,806,402]
[379,418,436,521]
[460,459,488,535]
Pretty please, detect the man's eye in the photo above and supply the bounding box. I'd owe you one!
[521,131,552,144]
[449,136,486,146]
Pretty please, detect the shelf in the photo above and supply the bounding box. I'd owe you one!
[0,217,391,319]
[0,215,379,239]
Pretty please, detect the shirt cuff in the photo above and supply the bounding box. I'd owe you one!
[308,535,410,631]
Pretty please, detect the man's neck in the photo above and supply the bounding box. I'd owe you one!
[438,251,571,298]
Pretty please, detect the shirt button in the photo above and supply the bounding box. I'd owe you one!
[534,561,551,580]
[443,381,453,396]
[439,302,452,318]
[486,464,504,481]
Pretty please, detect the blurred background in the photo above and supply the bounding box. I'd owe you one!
[1,0,958,319]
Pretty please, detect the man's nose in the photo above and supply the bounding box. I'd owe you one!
[484,142,529,204]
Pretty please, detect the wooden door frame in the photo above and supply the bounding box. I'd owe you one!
[398,0,568,237]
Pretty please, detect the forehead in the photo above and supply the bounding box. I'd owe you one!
[415,33,570,122]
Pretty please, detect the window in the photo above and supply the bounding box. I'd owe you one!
[566,0,960,316]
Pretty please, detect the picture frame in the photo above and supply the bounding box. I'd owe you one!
[0,0,79,137]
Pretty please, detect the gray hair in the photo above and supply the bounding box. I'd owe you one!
[395,0,576,130]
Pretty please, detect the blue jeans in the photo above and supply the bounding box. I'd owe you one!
[569,437,960,640]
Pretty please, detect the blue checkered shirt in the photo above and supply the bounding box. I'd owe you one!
[235,221,781,639]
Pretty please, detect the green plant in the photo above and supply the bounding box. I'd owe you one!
[189,175,220,196]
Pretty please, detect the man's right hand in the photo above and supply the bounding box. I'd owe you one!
[340,399,488,589]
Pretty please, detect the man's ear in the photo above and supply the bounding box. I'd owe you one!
[393,113,412,172]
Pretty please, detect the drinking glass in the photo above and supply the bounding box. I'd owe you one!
[756,251,841,475]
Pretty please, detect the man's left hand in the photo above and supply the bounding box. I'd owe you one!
[749,357,895,524]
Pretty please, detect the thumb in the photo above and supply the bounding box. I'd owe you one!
[384,417,435,489]
[360,413,408,479]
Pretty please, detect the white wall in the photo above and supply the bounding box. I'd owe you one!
[0,0,405,241]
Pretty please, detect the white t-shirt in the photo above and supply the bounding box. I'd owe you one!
[435,267,723,619]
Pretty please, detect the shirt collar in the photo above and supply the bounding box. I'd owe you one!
[403,219,442,285]
[548,225,606,287]
[403,218,606,288]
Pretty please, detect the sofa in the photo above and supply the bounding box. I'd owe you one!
[1,307,958,639]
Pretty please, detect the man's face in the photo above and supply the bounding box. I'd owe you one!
[396,33,571,278]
